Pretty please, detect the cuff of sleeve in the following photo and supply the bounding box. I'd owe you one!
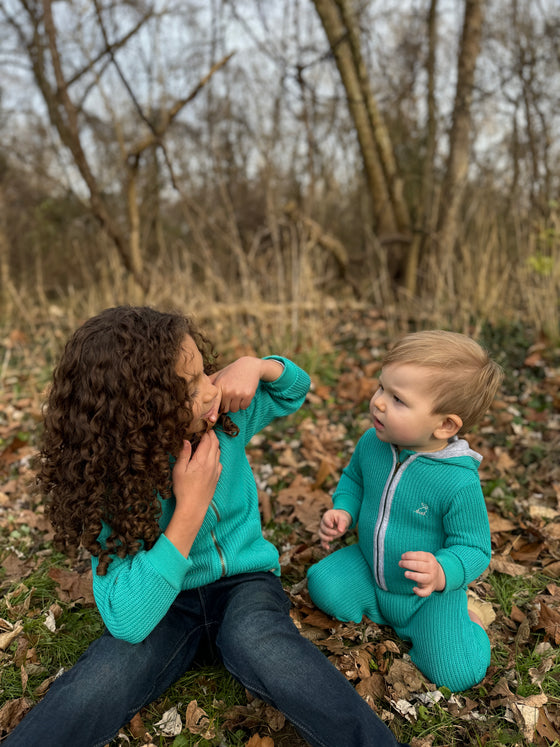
[262,356,294,386]
[332,496,359,529]
[435,549,466,592]
[147,533,193,590]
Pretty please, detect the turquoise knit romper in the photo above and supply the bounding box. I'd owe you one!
[307,432,492,692]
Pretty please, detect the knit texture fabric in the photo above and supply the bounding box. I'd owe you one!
[307,431,492,691]
[91,356,310,643]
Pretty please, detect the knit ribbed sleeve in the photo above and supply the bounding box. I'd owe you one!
[435,484,491,592]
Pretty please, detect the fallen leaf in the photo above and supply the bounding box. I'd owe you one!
[489,556,528,576]
[510,700,544,742]
[529,504,558,521]
[47,567,95,606]
[536,707,560,743]
[276,475,332,534]
[0,621,23,650]
[385,659,427,699]
[534,602,560,644]
[1,553,35,584]
[392,698,417,721]
[127,712,146,739]
[184,700,215,739]
[34,667,64,696]
[488,512,516,533]
[0,697,33,734]
[356,672,386,703]
[467,590,496,627]
[154,706,182,736]
[246,736,275,747]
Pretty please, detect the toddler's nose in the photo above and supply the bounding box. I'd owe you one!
[371,389,385,411]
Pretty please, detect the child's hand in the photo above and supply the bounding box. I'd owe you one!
[172,433,222,508]
[318,509,352,550]
[210,357,282,413]
[399,551,446,597]
[166,433,222,557]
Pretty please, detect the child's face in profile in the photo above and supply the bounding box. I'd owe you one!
[175,335,221,435]
[369,363,447,453]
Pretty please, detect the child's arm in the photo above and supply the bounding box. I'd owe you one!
[92,432,222,643]
[212,356,310,446]
[400,483,492,597]
[210,356,284,414]
[319,508,352,550]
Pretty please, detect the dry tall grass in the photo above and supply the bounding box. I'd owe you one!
[1,200,558,375]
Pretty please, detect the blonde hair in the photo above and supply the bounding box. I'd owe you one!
[382,330,503,434]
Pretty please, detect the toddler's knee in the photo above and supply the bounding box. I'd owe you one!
[410,638,490,692]
[307,563,362,623]
[307,563,337,611]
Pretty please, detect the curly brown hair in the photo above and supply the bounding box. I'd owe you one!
[37,306,237,575]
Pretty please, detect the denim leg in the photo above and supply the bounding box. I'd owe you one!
[216,573,408,747]
[4,589,207,747]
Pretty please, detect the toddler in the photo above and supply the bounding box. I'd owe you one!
[307,330,503,692]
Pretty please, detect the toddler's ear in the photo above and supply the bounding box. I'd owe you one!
[434,414,462,440]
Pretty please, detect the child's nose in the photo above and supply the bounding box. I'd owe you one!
[371,389,385,410]
[204,376,218,401]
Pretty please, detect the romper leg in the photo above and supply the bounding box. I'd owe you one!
[307,544,386,625]
[396,588,490,692]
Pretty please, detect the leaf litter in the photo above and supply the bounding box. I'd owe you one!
[1,312,560,746]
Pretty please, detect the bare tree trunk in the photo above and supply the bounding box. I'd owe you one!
[405,0,439,296]
[0,184,13,320]
[312,0,410,243]
[436,0,484,270]
[26,0,149,289]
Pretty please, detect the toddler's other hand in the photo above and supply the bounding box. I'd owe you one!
[399,551,446,597]
[318,509,352,551]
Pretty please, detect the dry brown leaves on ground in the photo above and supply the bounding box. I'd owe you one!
[1,312,560,745]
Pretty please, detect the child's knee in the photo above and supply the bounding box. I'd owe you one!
[307,549,376,624]
[409,623,490,692]
[306,559,344,615]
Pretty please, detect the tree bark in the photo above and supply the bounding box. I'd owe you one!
[312,0,410,242]
[436,0,484,267]
[405,0,438,296]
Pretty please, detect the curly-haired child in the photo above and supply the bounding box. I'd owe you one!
[307,330,503,692]
[5,306,408,747]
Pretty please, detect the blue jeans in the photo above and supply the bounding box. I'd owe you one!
[5,572,408,747]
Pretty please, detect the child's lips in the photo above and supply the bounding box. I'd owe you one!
[373,415,384,430]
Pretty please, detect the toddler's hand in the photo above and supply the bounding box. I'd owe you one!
[399,551,446,597]
[319,509,352,550]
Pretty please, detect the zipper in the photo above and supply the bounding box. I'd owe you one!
[373,455,401,589]
[210,503,226,576]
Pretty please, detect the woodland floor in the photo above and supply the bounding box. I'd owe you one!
[0,309,559,747]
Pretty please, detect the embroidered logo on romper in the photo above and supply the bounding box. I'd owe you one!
[415,502,429,516]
